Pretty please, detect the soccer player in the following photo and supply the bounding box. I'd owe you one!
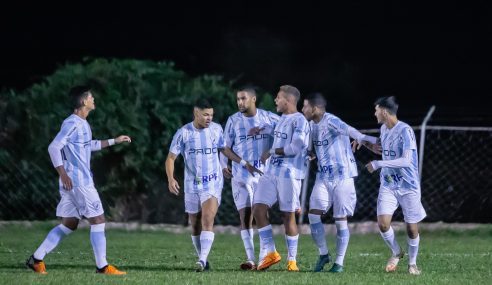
[355,96,426,275]
[220,87,279,270]
[301,93,378,273]
[253,85,310,272]
[165,99,262,272]
[26,85,131,275]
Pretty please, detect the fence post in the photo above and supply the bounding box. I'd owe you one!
[419,105,436,181]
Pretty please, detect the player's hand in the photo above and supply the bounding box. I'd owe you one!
[168,178,180,195]
[365,161,376,173]
[248,126,265,136]
[260,151,271,164]
[246,163,263,176]
[306,151,316,161]
[222,167,233,179]
[60,172,73,191]
[115,135,132,144]
[351,140,363,152]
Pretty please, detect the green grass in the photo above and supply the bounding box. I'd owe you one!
[1,222,492,284]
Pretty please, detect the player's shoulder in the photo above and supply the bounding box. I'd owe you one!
[258,108,279,120]
[62,114,83,128]
[209,121,223,131]
[228,111,242,121]
[397,121,413,132]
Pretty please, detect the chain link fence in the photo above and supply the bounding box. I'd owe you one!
[1,125,491,224]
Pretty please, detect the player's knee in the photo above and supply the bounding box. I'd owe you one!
[378,221,390,232]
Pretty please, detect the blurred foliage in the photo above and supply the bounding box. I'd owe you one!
[0,58,275,222]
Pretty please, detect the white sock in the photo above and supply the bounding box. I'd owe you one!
[258,225,276,260]
[408,235,420,265]
[199,231,215,263]
[33,224,73,260]
[191,235,201,256]
[241,229,255,262]
[309,214,328,255]
[90,223,108,269]
[335,220,350,266]
[380,226,401,256]
[285,234,299,261]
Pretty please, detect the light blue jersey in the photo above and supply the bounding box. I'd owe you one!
[266,112,310,179]
[49,114,102,187]
[311,113,358,181]
[224,109,279,180]
[380,121,420,190]
[169,122,225,193]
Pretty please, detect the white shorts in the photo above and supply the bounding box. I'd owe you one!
[231,177,258,210]
[253,174,301,213]
[185,188,222,214]
[309,178,356,218]
[377,186,427,223]
[56,184,104,219]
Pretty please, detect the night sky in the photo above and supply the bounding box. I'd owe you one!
[1,2,490,126]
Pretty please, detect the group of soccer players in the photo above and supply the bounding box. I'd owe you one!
[26,84,426,276]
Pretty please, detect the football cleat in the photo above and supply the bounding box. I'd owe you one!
[314,253,331,272]
[257,251,281,271]
[328,263,344,273]
[96,264,127,275]
[26,255,47,274]
[287,260,299,272]
[408,264,422,275]
[240,260,256,270]
[385,248,405,272]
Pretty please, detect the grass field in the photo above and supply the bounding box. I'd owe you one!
[1,222,491,285]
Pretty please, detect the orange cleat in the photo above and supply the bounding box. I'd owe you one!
[257,251,281,271]
[26,255,47,275]
[96,264,127,275]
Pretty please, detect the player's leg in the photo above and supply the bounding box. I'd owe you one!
[189,211,202,257]
[308,179,331,272]
[280,178,302,272]
[377,187,404,272]
[26,190,79,274]
[196,193,219,271]
[76,185,125,275]
[253,175,280,270]
[329,178,357,273]
[232,179,256,269]
[399,189,426,275]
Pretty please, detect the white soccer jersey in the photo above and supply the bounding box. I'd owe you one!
[379,121,420,190]
[169,122,225,193]
[49,114,102,187]
[265,112,310,179]
[311,113,358,181]
[224,109,279,180]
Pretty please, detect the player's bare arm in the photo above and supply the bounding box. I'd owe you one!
[100,135,132,148]
[220,147,263,176]
[165,152,180,195]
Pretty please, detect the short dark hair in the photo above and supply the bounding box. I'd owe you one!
[279,85,300,102]
[305,93,327,109]
[237,85,257,97]
[194,98,213,109]
[69,85,91,109]
[374,96,398,115]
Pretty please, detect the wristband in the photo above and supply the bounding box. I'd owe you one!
[269,149,275,155]
[108,139,115,146]
[240,159,248,167]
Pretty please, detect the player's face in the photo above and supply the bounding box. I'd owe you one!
[275,91,289,113]
[84,92,96,111]
[237,91,255,113]
[374,105,385,124]
[302,99,314,120]
[194,107,214,128]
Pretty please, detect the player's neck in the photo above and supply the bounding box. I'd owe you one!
[312,112,323,123]
[243,107,257,117]
[73,108,90,120]
[282,105,298,115]
[385,116,398,129]
[192,121,205,129]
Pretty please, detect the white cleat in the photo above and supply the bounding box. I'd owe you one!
[385,248,405,272]
[408,264,422,275]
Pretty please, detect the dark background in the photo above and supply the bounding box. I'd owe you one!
[1,1,490,127]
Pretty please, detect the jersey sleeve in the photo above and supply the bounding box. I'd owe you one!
[91,140,102,151]
[216,125,226,149]
[169,128,185,156]
[401,126,417,151]
[48,120,78,167]
[223,117,235,148]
